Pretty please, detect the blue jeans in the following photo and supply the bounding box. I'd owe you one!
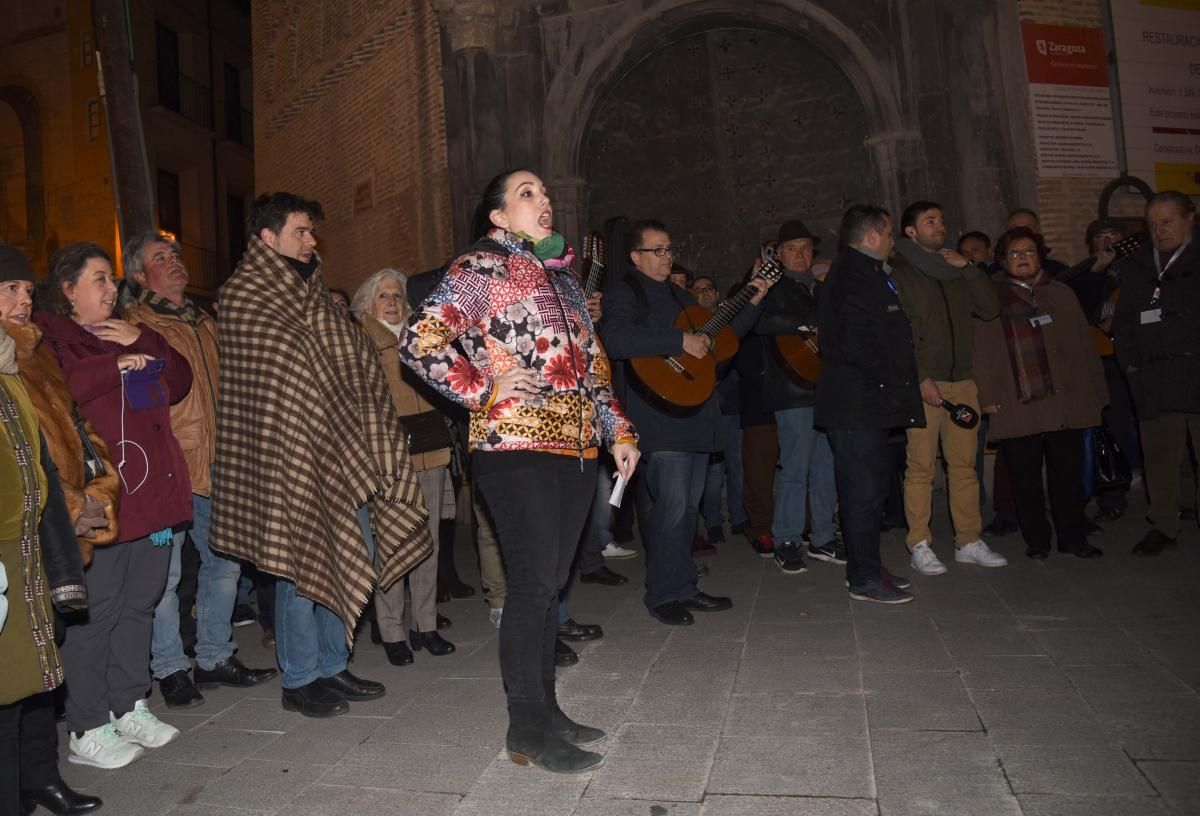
[772,407,837,546]
[150,493,242,675]
[274,579,348,688]
[701,415,748,531]
[638,450,707,610]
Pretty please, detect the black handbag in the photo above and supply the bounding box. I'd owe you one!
[1092,424,1131,491]
[400,409,452,456]
[74,408,107,480]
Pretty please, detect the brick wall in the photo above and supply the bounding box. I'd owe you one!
[251,0,453,297]
[1016,0,1147,262]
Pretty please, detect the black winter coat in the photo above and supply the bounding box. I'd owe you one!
[602,272,761,453]
[814,248,924,431]
[754,274,820,411]
[1112,232,1200,420]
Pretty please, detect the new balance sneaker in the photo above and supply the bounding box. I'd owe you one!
[750,534,774,557]
[955,539,1008,567]
[111,699,179,749]
[807,540,847,565]
[774,540,808,574]
[849,579,915,605]
[600,542,638,560]
[909,541,947,575]
[68,723,145,769]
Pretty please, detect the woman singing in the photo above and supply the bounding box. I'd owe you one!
[400,169,638,773]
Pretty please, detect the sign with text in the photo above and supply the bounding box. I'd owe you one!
[1110,0,1200,193]
[1021,23,1120,177]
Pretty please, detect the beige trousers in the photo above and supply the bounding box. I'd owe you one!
[904,379,983,550]
[375,466,444,639]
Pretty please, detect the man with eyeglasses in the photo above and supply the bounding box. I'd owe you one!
[753,220,841,575]
[890,201,1005,577]
[601,220,775,626]
[1112,190,1200,557]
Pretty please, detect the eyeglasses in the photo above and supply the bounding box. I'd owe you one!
[1007,248,1039,258]
[634,246,677,257]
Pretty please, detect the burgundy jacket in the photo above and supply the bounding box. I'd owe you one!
[33,312,194,542]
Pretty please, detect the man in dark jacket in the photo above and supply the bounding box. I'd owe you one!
[755,220,839,574]
[816,205,923,604]
[891,202,1005,576]
[1112,190,1200,556]
[602,220,775,625]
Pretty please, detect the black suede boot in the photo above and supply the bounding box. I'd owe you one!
[507,701,604,773]
[544,679,605,748]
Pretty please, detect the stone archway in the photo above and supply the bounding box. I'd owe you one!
[542,0,922,243]
[0,84,45,261]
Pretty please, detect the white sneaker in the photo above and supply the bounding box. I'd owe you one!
[910,541,947,575]
[111,699,180,748]
[601,542,638,560]
[955,539,1008,567]
[489,607,503,628]
[68,723,145,769]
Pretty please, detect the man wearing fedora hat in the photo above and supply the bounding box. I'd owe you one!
[753,219,841,574]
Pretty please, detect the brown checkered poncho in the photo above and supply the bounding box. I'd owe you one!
[210,237,431,645]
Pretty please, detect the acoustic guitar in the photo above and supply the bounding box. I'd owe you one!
[628,259,783,409]
[1055,233,1145,357]
[580,232,606,298]
[774,328,821,385]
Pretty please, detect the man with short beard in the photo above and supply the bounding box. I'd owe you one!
[211,193,431,717]
[124,231,277,709]
[890,201,1006,576]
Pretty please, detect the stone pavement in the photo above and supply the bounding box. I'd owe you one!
[55,490,1200,816]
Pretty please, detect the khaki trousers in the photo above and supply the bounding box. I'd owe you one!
[473,482,507,609]
[375,466,444,639]
[1140,411,1200,539]
[904,379,983,550]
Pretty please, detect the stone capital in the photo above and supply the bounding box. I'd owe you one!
[433,0,515,52]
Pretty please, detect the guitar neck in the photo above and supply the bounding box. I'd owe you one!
[583,263,604,297]
[696,275,763,338]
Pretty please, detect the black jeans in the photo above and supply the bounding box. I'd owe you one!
[827,428,890,587]
[474,452,596,704]
[1000,429,1087,554]
[0,692,60,816]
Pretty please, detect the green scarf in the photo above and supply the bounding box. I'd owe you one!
[519,231,566,261]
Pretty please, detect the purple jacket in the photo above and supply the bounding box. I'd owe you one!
[34,312,193,542]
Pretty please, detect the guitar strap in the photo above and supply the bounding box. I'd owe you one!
[621,272,652,327]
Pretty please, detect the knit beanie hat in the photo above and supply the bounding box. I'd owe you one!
[0,245,35,283]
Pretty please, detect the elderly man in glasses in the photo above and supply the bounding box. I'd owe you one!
[601,220,776,626]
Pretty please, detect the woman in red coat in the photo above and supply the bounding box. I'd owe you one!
[33,242,193,771]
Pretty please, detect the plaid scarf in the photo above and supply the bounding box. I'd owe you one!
[999,282,1054,404]
[140,289,199,325]
[210,237,432,645]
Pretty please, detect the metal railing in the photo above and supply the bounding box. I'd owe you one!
[148,64,213,129]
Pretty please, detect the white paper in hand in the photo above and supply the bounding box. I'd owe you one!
[609,472,627,508]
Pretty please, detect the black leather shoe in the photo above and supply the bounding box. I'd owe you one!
[194,656,278,689]
[21,781,102,816]
[436,613,452,630]
[554,638,579,667]
[1067,543,1104,559]
[1132,530,1178,557]
[315,670,386,701]
[383,641,414,666]
[446,577,475,599]
[436,588,451,603]
[650,601,694,626]
[579,565,627,585]
[282,680,349,717]
[409,630,456,656]
[983,516,1020,537]
[680,591,733,612]
[1025,546,1050,560]
[158,669,204,709]
[557,618,603,642]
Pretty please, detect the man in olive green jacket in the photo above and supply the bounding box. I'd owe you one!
[891,201,1005,575]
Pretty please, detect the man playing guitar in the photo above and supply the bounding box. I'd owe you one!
[753,220,842,574]
[601,219,775,626]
